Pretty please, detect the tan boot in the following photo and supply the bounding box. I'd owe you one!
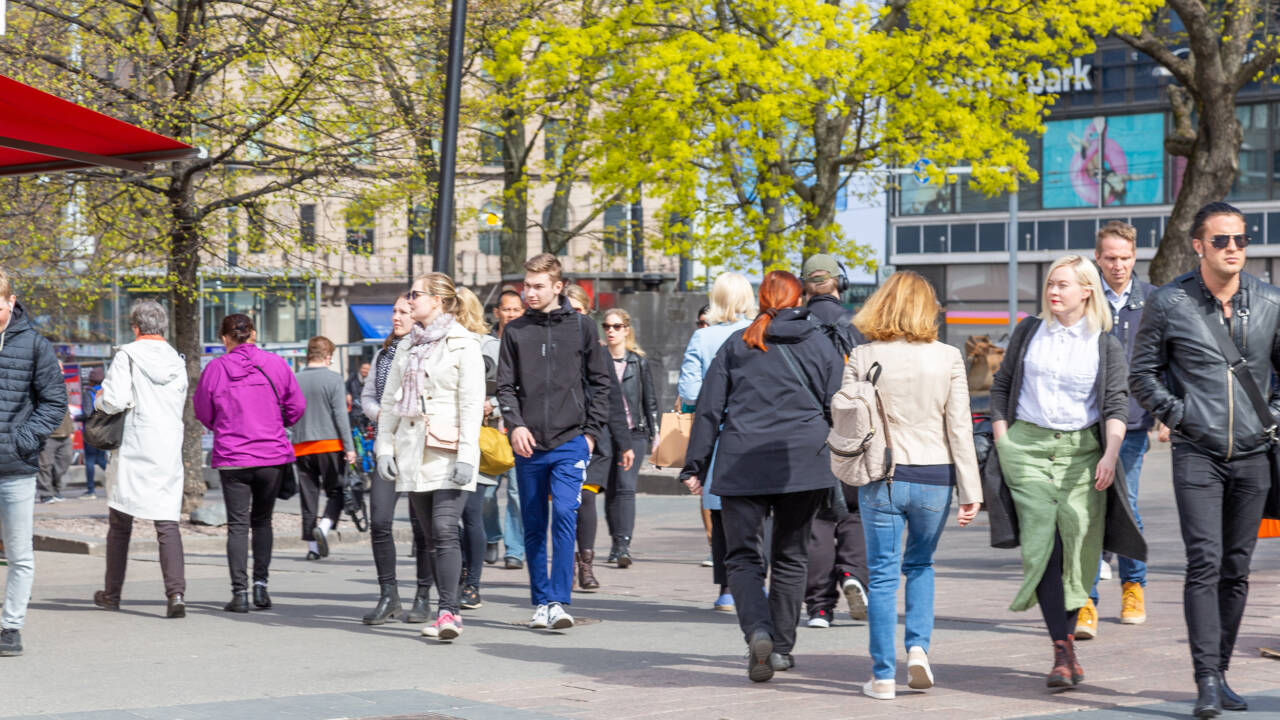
[577,550,600,591]
[1120,582,1146,624]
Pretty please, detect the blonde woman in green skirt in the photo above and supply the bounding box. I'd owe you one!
[990,254,1143,688]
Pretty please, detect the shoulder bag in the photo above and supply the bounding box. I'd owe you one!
[83,351,133,451]
[1180,277,1280,521]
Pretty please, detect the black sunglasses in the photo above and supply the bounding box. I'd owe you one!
[602,322,628,331]
[1208,233,1251,250]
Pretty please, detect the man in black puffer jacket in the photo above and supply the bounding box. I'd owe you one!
[1129,202,1280,717]
[0,269,69,658]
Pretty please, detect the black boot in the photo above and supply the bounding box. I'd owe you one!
[616,536,633,569]
[1194,674,1223,719]
[402,586,431,623]
[362,584,402,625]
[252,585,272,609]
[1218,671,1247,712]
[607,537,621,564]
[223,591,250,613]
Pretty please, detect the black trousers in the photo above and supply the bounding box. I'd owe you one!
[1036,532,1079,642]
[296,451,344,540]
[1171,443,1271,678]
[721,489,826,655]
[220,465,286,593]
[709,509,727,587]
[409,489,467,615]
[605,430,649,542]
[804,484,869,614]
[368,477,432,589]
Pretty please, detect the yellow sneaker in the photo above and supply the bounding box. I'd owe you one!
[1075,599,1098,640]
[1121,582,1147,625]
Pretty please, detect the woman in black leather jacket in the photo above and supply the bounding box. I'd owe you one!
[601,309,658,567]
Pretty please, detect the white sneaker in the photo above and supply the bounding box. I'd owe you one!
[529,604,549,629]
[701,554,714,568]
[907,646,934,689]
[1099,560,1112,581]
[862,677,895,700]
[842,576,868,621]
[548,602,574,629]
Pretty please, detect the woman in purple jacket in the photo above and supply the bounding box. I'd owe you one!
[194,314,306,613]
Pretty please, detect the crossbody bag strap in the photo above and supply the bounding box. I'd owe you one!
[253,364,287,425]
[1179,276,1277,436]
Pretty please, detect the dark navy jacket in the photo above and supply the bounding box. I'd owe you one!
[0,303,68,477]
[1107,280,1156,432]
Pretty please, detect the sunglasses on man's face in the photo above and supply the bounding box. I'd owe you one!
[1207,234,1251,250]
[602,323,628,331]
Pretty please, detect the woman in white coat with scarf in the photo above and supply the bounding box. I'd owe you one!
[91,300,189,619]
[375,272,485,642]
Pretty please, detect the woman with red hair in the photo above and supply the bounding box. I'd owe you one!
[679,270,845,683]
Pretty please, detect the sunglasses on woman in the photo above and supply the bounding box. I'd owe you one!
[602,323,628,331]
[1207,234,1250,250]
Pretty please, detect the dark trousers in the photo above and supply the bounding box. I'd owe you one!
[409,489,467,614]
[710,509,727,587]
[83,446,108,493]
[220,465,286,592]
[296,451,344,540]
[37,435,72,498]
[103,507,185,601]
[804,485,868,614]
[1171,443,1272,678]
[461,486,485,586]
[721,489,826,655]
[604,431,648,542]
[1036,532,1079,642]
[368,477,432,588]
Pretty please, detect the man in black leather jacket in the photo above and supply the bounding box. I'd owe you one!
[1129,202,1280,717]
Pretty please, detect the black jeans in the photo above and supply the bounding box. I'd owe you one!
[220,465,286,593]
[605,430,649,542]
[709,509,727,588]
[461,486,486,586]
[296,451,344,540]
[368,477,432,589]
[409,489,467,615]
[721,489,826,655]
[1171,443,1271,678]
[804,484,868,614]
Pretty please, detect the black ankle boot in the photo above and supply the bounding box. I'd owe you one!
[616,536,633,568]
[1217,671,1247,711]
[252,585,271,609]
[402,587,431,623]
[362,583,402,625]
[1194,674,1223,719]
[607,537,621,564]
[223,591,250,613]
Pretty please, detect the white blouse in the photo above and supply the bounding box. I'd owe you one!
[1015,318,1100,431]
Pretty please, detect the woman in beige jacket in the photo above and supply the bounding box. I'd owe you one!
[846,271,982,700]
[375,272,485,642]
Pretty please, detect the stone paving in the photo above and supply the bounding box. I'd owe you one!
[2,443,1278,719]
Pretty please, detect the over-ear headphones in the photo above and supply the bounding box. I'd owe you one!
[834,258,851,294]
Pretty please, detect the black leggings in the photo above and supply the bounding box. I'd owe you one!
[577,487,599,552]
[368,477,432,589]
[409,489,466,615]
[1036,531,1081,642]
[461,486,485,586]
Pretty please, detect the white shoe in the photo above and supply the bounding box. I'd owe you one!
[806,613,831,629]
[1099,561,1112,581]
[548,602,574,629]
[529,604,549,629]
[701,554,714,568]
[842,576,868,621]
[862,677,895,700]
[907,646,934,689]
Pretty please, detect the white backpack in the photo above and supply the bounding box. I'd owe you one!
[828,352,894,486]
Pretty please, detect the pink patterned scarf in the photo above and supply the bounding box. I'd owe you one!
[393,313,455,417]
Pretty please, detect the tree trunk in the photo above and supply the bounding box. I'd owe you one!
[167,194,207,513]
[759,191,787,270]
[501,105,528,275]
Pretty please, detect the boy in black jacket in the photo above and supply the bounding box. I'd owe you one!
[496,254,611,630]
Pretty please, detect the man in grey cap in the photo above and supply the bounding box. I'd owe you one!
[799,254,869,628]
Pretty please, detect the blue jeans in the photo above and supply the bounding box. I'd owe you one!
[0,474,36,629]
[859,480,952,681]
[483,468,524,560]
[1090,430,1148,605]
[83,446,109,493]
[516,435,588,606]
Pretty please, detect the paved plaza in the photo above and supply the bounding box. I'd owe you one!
[2,443,1279,719]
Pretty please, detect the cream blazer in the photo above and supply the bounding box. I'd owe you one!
[844,339,982,505]
[374,322,485,493]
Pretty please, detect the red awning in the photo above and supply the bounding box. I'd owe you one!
[0,74,199,176]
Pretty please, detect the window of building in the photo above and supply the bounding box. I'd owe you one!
[897,176,952,215]
[478,124,503,166]
[602,203,629,255]
[950,223,976,253]
[408,204,430,256]
[895,225,920,254]
[1231,104,1269,200]
[957,178,1007,213]
[299,204,316,249]
[346,206,375,254]
[478,201,502,256]
[1244,212,1264,241]
[1267,213,1280,244]
[1037,220,1065,250]
[1067,219,1096,250]
[1132,216,1161,248]
[946,264,1038,302]
[921,225,947,253]
[978,222,1006,252]
[349,124,375,166]
[1101,49,1127,105]
[542,204,570,256]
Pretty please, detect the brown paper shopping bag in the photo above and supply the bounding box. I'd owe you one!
[649,403,693,468]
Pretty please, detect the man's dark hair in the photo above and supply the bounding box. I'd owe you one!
[1191,201,1245,240]
[500,289,522,303]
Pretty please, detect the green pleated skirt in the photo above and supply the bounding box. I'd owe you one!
[996,420,1106,613]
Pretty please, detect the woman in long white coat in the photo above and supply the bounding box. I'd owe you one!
[91,300,189,619]
[375,272,484,642]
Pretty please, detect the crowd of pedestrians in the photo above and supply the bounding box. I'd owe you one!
[0,203,1277,720]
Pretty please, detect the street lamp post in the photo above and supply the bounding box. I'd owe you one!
[430,0,468,274]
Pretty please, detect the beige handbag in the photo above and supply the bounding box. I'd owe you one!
[426,424,460,453]
[649,401,693,468]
